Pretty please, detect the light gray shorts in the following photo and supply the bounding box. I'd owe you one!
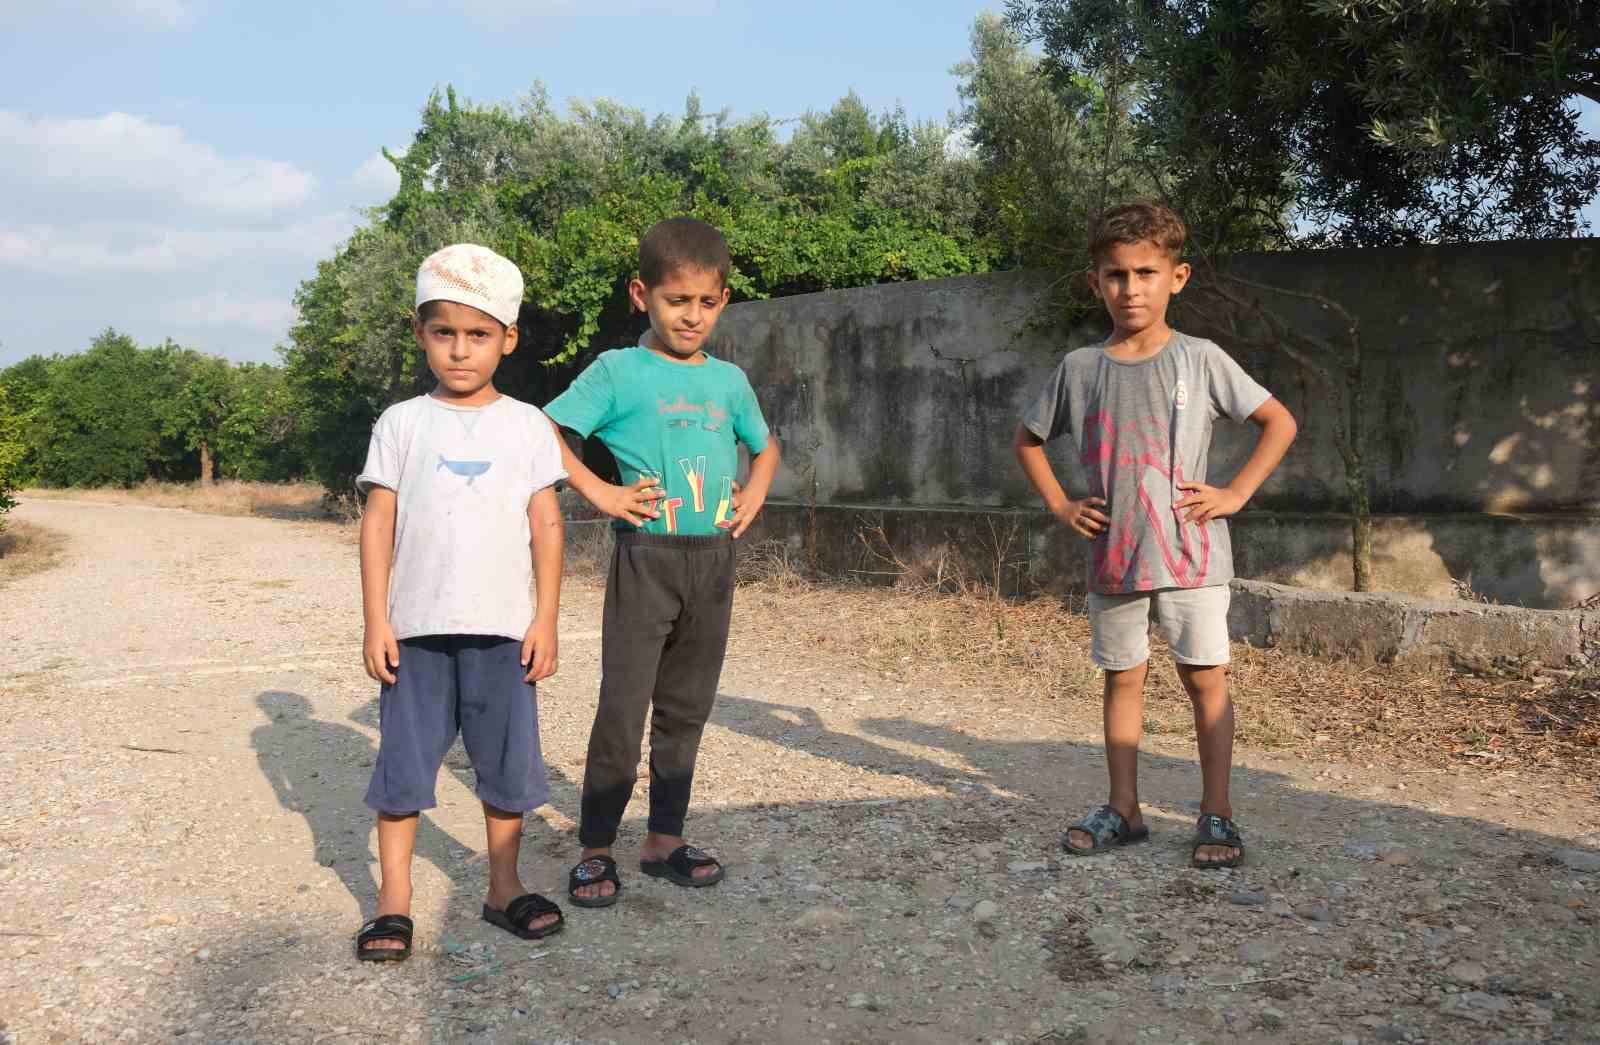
[1087,585,1232,670]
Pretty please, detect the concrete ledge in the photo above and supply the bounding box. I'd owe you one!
[1228,580,1599,668]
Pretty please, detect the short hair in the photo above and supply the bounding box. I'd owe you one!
[1088,201,1187,265]
[639,217,731,287]
[415,299,509,331]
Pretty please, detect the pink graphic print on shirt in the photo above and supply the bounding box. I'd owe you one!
[1079,410,1211,591]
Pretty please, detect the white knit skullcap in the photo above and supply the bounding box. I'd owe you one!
[415,244,524,328]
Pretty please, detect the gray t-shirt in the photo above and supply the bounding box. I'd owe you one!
[356,394,568,641]
[1022,331,1270,594]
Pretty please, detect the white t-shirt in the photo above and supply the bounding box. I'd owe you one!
[356,394,568,641]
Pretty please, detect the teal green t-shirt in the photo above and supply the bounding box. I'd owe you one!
[544,345,771,535]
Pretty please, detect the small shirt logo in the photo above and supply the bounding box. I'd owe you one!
[1174,379,1188,411]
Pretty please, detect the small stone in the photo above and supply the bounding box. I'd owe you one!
[1553,849,1600,873]
[1229,891,1266,906]
[1150,973,1185,992]
[464,1022,487,1034]
[575,984,591,994]
[194,949,211,962]
[1238,938,1284,963]
[847,992,870,1009]
[1448,961,1488,986]
[1006,860,1049,874]
[794,905,852,930]
[1378,851,1412,866]
[972,900,999,920]
[1297,905,1331,923]
[607,983,624,1000]
[1343,841,1379,860]
[152,915,178,927]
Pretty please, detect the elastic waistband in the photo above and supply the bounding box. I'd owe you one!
[614,531,733,550]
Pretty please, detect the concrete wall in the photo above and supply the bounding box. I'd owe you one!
[705,240,1600,608]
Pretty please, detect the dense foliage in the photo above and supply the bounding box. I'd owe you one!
[1,331,301,489]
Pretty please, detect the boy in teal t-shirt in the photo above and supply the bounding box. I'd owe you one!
[545,217,781,907]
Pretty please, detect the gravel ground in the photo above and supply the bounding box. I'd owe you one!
[2,498,1598,1045]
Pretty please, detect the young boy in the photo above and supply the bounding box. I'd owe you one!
[543,217,780,906]
[353,244,569,960]
[1013,202,1297,869]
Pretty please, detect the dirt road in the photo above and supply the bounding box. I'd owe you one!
[1,498,1597,1045]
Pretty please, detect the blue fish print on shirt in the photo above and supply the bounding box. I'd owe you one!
[437,455,492,485]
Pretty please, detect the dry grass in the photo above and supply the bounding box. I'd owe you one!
[0,520,68,586]
[730,543,1600,778]
[22,481,334,522]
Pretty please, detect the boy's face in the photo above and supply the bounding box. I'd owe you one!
[629,265,730,359]
[1089,239,1190,337]
[413,300,518,401]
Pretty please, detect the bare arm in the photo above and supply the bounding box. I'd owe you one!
[730,437,781,538]
[1175,397,1299,523]
[543,415,661,525]
[522,485,563,682]
[359,486,399,684]
[1012,425,1108,539]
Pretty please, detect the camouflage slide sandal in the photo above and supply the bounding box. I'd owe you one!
[1191,813,1245,870]
[1063,804,1150,856]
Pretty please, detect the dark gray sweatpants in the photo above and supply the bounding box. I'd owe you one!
[579,531,735,848]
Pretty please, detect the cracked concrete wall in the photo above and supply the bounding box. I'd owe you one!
[703,240,1600,608]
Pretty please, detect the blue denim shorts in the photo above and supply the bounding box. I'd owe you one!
[363,635,549,815]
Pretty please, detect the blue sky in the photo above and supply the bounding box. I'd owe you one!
[0,0,996,365]
[1,1,1597,367]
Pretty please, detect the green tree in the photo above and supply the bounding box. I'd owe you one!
[953,11,1152,273]
[160,349,235,485]
[1008,0,1600,247]
[34,330,168,487]
[0,385,25,531]
[0,355,55,487]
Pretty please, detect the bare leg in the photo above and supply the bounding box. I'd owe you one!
[364,812,417,953]
[483,803,558,932]
[1066,662,1148,851]
[1177,663,1239,865]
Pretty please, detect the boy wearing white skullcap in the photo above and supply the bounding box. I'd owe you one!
[351,243,571,960]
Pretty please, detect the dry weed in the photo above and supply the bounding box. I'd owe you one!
[731,573,1600,777]
[0,520,68,586]
[23,481,332,521]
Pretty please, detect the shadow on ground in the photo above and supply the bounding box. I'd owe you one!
[162,686,1600,1044]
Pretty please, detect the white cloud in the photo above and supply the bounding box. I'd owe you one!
[351,150,403,199]
[0,213,357,276]
[159,292,298,333]
[0,0,199,30]
[0,111,314,217]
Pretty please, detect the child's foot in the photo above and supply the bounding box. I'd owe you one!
[1063,803,1148,855]
[358,882,412,956]
[639,835,725,888]
[486,878,562,934]
[1191,812,1244,868]
[570,847,621,905]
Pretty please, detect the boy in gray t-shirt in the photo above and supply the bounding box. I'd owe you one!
[1014,202,1298,869]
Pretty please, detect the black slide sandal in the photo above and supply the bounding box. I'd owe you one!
[482,893,565,940]
[640,844,726,888]
[1191,813,1245,869]
[354,914,413,962]
[568,855,623,908]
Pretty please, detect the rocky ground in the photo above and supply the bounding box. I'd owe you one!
[1,498,1597,1045]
